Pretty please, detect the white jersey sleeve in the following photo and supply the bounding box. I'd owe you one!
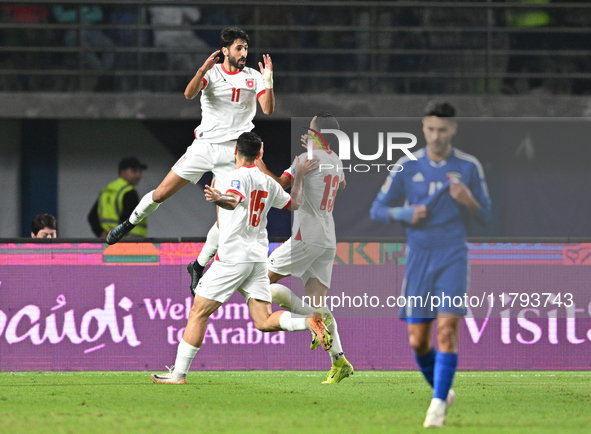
[269,178,292,210]
[255,72,266,97]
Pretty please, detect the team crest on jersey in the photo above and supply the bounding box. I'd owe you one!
[230,180,241,189]
[246,79,254,88]
[446,172,462,183]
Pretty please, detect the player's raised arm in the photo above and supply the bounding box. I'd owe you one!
[256,157,291,189]
[257,54,275,115]
[286,156,318,211]
[184,50,220,100]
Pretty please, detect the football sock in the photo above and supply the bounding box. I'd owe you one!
[129,190,160,224]
[321,306,344,360]
[270,283,316,315]
[172,339,199,379]
[415,348,436,387]
[197,223,219,267]
[279,311,308,332]
[433,352,457,401]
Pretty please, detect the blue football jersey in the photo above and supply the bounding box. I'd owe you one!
[370,147,492,248]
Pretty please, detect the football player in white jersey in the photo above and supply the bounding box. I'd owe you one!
[151,132,332,384]
[255,113,354,384]
[106,27,275,290]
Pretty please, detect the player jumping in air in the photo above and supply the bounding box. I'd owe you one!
[370,101,491,428]
[150,132,331,384]
[106,27,275,295]
[256,113,353,384]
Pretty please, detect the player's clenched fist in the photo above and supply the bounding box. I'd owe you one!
[410,205,428,225]
[449,179,476,208]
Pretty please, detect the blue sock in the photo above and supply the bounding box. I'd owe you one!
[433,352,457,401]
[415,348,436,387]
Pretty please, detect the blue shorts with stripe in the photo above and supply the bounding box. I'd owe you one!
[399,242,469,322]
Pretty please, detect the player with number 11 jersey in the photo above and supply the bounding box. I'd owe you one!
[197,63,266,143]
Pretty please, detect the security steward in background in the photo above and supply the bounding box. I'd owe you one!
[88,157,148,238]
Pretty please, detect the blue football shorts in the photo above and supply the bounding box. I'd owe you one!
[399,242,469,322]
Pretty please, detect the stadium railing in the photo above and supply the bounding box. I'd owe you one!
[0,1,590,95]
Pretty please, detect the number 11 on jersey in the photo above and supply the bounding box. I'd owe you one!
[231,88,241,102]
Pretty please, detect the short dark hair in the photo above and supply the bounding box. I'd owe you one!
[312,112,339,131]
[237,132,262,159]
[31,213,57,235]
[220,27,250,49]
[119,157,147,172]
[423,100,456,118]
[312,112,339,147]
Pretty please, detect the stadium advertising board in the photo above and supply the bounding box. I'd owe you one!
[0,242,590,371]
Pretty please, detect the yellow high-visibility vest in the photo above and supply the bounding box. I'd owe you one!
[97,177,147,237]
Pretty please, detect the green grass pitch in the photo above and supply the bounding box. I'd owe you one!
[1,371,590,433]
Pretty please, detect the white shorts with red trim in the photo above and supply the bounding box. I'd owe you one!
[195,260,271,303]
[171,139,236,185]
[268,238,336,288]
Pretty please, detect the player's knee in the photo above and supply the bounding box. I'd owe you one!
[409,334,430,354]
[188,303,210,321]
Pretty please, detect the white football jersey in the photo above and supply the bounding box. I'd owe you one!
[217,165,291,263]
[195,64,266,143]
[285,150,345,249]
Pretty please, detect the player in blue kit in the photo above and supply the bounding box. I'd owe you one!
[370,101,491,428]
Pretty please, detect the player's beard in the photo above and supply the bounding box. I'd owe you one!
[228,53,246,70]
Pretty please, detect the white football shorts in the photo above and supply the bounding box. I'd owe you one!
[172,139,236,185]
[195,260,271,304]
[268,238,336,288]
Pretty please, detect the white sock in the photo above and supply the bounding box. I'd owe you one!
[129,190,160,224]
[321,306,344,360]
[270,283,316,315]
[172,339,199,379]
[279,311,308,332]
[197,223,219,267]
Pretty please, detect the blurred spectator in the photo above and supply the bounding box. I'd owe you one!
[148,6,209,91]
[502,0,552,94]
[551,0,591,94]
[0,5,54,90]
[31,213,57,238]
[107,5,142,91]
[88,157,148,239]
[52,5,115,90]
